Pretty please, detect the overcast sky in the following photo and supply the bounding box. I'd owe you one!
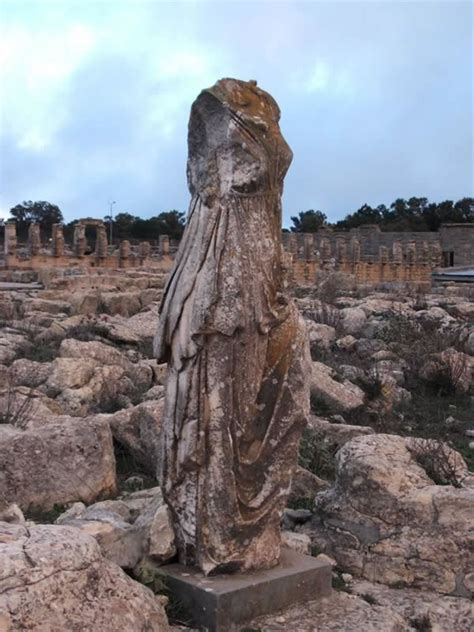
[0,0,472,227]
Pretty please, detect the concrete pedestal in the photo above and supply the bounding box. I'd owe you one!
[159,549,332,631]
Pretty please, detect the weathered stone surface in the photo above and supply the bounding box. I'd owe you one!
[307,416,375,452]
[289,465,329,505]
[0,386,64,427]
[0,417,116,511]
[351,579,474,632]
[302,434,474,595]
[335,334,357,351]
[154,78,311,574]
[464,330,474,355]
[0,503,25,525]
[57,487,176,569]
[340,306,367,335]
[250,590,409,631]
[0,522,170,631]
[8,358,51,388]
[311,362,365,413]
[306,322,336,351]
[108,399,164,474]
[281,530,311,555]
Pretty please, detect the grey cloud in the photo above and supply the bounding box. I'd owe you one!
[0,1,472,225]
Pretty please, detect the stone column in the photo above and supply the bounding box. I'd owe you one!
[379,245,389,264]
[406,240,417,265]
[336,238,347,263]
[321,237,331,262]
[393,240,403,264]
[119,240,131,260]
[287,233,298,259]
[52,223,65,257]
[4,222,17,257]
[159,234,170,256]
[95,224,108,259]
[28,223,41,256]
[303,234,314,261]
[138,241,151,260]
[429,242,442,267]
[351,238,361,263]
[420,241,429,265]
[74,223,86,257]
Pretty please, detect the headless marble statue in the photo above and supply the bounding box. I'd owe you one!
[154,78,311,575]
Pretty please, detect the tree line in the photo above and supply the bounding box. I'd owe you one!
[290,197,474,233]
[4,202,186,242]
[3,197,473,243]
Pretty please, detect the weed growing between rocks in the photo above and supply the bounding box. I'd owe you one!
[113,439,157,493]
[359,593,378,605]
[10,322,62,363]
[0,381,36,429]
[409,614,432,631]
[298,427,337,481]
[25,503,66,524]
[409,438,466,487]
[131,564,194,627]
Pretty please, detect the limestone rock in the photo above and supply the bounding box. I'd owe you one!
[450,302,474,321]
[306,322,336,351]
[108,399,164,474]
[0,522,170,631]
[464,331,474,356]
[57,487,176,569]
[0,503,25,525]
[0,417,116,511]
[250,590,409,631]
[281,530,311,555]
[59,337,132,370]
[8,358,51,388]
[311,362,365,413]
[340,307,367,335]
[307,416,375,452]
[289,465,329,506]
[0,386,64,428]
[303,434,474,595]
[335,334,357,351]
[352,579,474,632]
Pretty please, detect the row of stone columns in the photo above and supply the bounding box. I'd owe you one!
[285,232,442,265]
[3,221,159,262]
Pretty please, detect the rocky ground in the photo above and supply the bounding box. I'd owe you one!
[0,268,473,631]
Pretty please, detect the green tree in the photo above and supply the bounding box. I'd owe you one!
[112,212,138,240]
[290,210,327,232]
[9,200,63,240]
[146,210,186,240]
[334,204,381,230]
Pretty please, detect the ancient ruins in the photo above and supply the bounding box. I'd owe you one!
[0,78,473,632]
[2,218,173,271]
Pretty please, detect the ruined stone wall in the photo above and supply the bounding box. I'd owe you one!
[283,228,442,287]
[439,224,474,266]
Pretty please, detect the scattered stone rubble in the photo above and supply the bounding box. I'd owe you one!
[0,268,472,630]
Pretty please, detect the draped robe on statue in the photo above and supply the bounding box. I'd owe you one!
[154,78,311,575]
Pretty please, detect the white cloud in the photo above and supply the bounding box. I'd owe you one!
[0,22,98,148]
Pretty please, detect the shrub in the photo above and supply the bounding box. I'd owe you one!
[0,381,36,429]
[423,352,468,396]
[408,438,466,488]
[299,428,337,481]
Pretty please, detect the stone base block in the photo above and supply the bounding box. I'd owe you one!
[160,548,332,631]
